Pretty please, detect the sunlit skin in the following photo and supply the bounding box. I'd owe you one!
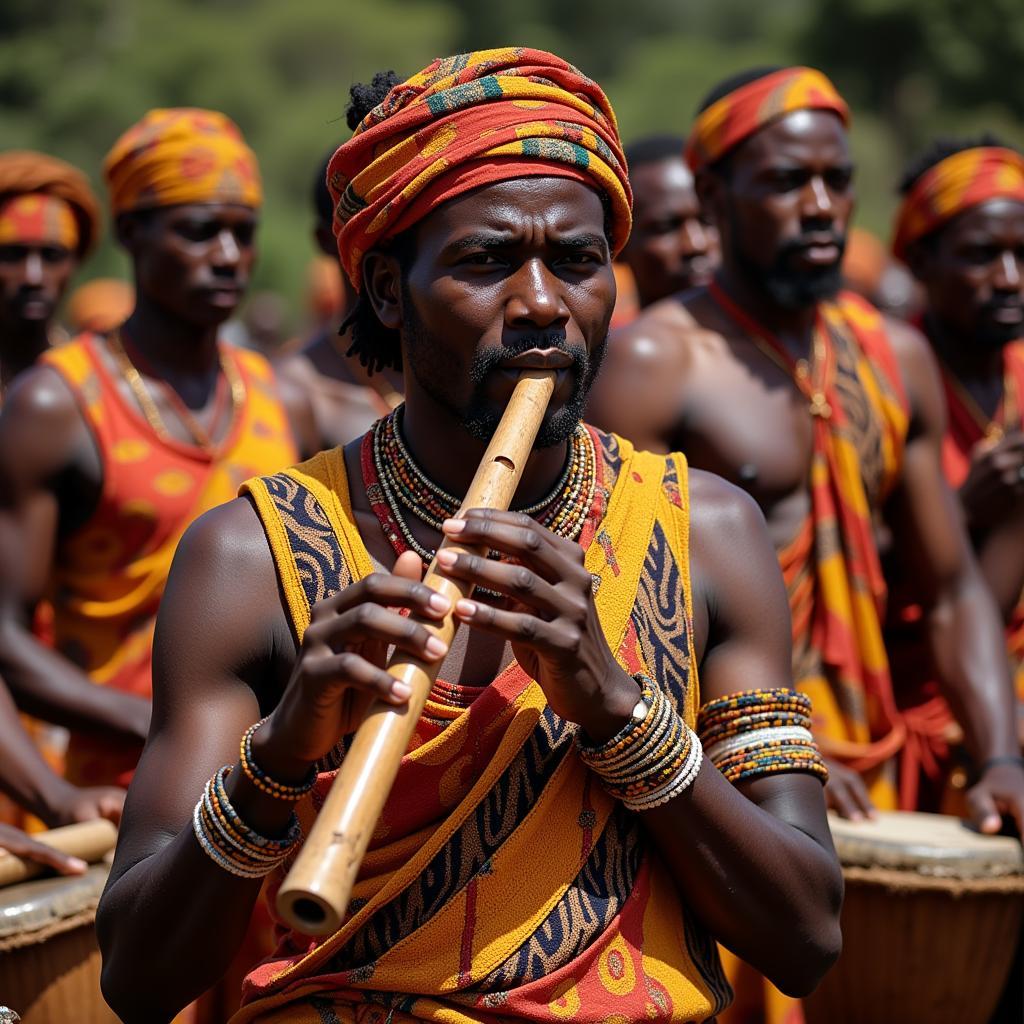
[591,110,1024,830]
[95,175,841,1020]
[908,198,1024,624]
[0,241,77,388]
[621,156,720,306]
[0,200,321,800]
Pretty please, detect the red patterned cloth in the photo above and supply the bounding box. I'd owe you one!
[892,146,1024,261]
[684,67,849,173]
[326,47,632,291]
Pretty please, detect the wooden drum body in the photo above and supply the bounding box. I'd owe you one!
[0,864,117,1024]
[804,811,1024,1024]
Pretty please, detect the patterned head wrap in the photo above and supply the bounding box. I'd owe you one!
[892,147,1024,261]
[103,108,262,215]
[66,278,134,334]
[327,47,632,292]
[685,67,849,172]
[0,194,79,251]
[0,150,101,257]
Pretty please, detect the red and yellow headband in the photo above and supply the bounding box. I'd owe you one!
[892,147,1024,261]
[327,47,632,292]
[103,107,262,216]
[0,193,79,251]
[685,66,849,172]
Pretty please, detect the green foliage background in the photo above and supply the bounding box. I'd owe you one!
[3,0,1022,327]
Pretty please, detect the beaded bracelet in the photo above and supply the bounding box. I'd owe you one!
[192,765,301,879]
[697,688,828,785]
[578,677,703,811]
[239,718,317,802]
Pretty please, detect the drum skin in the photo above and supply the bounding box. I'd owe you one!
[0,864,117,1023]
[804,812,1024,1024]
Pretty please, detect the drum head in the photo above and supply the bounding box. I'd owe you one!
[828,811,1024,879]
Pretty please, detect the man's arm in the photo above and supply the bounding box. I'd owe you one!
[437,476,842,998]
[0,368,149,740]
[98,498,453,1022]
[586,306,692,453]
[885,318,1024,831]
[0,671,124,826]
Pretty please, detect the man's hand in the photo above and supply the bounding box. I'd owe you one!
[0,823,88,876]
[823,758,877,821]
[439,510,640,742]
[252,551,451,779]
[966,760,1024,837]
[46,784,126,828]
[960,431,1024,530]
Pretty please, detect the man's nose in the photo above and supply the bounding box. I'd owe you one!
[801,176,834,221]
[680,218,711,258]
[505,260,570,329]
[22,250,44,286]
[993,250,1022,292]
[212,228,241,265]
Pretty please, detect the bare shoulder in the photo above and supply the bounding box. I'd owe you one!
[611,294,717,367]
[880,314,944,428]
[0,364,92,484]
[687,467,771,557]
[882,314,935,373]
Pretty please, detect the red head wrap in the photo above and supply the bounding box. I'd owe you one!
[892,147,1024,261]
[685,67,849,173]
[327,47,632,292]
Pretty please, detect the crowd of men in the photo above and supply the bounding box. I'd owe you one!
[0,47,1021,1024]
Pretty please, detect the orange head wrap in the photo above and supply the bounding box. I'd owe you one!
[66,278,135,334]
[0,150,101,257]
[327,47,632,292]
[103,108,262,215]
[892,147,1024,261]
[0,193,78,251]
[685,66,850,172]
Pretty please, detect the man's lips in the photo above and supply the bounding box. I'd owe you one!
[499,348,574,371]
[987,303,1024,325]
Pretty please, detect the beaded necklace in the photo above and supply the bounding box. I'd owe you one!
[361,409,597,568]
[108,330,245,450]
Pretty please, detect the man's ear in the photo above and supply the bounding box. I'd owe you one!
[362,248,403,330]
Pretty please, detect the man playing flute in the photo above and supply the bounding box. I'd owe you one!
[98,49,842,1023]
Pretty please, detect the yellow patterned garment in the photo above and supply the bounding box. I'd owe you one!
[233,432,731,1023]
[40,335,298,786]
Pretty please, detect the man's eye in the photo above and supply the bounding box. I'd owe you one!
[176,222,218,242]
[826,170,853,191]
[461,253,500,265]
[41,246,71,263]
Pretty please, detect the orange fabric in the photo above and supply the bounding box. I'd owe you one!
[103,108,262,215]
[842,226,887,299]
[711,284,909,796]
[39,335,297,786]
[685,67,849,172]
[66,278,134,334]
[327,48,632,292]
[0,150,101,256]
[0,193,78,249]
[892,147,1024,261]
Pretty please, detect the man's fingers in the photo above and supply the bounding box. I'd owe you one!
[966,784,1004,834]
[0,829,87,876]
[392,549,425,581]
[824,778,864,821]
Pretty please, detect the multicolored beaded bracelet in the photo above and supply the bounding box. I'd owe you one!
[697,688,828,785]
[192,765,301,879]
[240,718,317,802]
[578,676,704,811]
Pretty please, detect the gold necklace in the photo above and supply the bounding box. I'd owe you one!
[945,368,1017,442]
[108,331,245,449]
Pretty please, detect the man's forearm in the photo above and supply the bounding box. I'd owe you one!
[926,572,1020,762]
[644,766,842,997]
[0,621,149,741]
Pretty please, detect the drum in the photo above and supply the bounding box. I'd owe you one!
[0,864,118,1023]
[804,811,1024,1024]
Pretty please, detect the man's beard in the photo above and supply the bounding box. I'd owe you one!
[729,208,846,310]
[401,286,607,448]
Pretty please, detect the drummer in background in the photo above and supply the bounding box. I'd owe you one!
[275,125,404,449]
[98,48,842,1022]
[0,150,102,391]
[886,136,1024,808]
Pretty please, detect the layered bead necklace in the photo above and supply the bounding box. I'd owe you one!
[364,407,597,567]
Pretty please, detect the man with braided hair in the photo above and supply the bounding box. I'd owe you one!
[99,50,841,1023]
[886,136,1024,806]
